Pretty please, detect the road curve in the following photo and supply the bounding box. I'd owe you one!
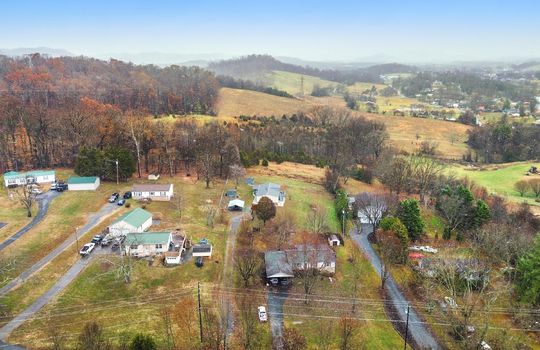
[0,191,61,252]
[351,224,441,350]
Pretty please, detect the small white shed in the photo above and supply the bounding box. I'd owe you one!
[67,176,100,191]
[227,199,245,211]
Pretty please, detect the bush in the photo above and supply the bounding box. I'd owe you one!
[261,158,269,166]
[352,167,373,184]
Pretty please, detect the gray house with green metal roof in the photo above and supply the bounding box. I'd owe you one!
[108,208,153,236]
[124,231,173,257]
[67,176,100,191]
[3,170,56,187]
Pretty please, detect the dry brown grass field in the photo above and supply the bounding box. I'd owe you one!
[217,88,471,159]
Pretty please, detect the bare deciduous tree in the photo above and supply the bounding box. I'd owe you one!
[307,204,329,236]
[353,192,388,229]
[229,164,246,189]
[234,248,261,287]
[338,315,359,350]
[13,185,36,217]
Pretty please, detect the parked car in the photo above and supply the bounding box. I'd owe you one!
[257,306,268,322]
[80,243,95,256]
[91,235,103,244]
[123,191,132,199]
[56,183,68,192]
[30,188,42,195]
[195,256,204,268]
[111,242,120,251]
[117,199,126,206]
[50,182,58,190]
[108,193,119,203]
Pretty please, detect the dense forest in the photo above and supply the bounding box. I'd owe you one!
[208,54,416,85]
[0,54,220,114]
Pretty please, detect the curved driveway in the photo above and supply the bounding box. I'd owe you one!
[351,224,440,350]
[0,191,61,252]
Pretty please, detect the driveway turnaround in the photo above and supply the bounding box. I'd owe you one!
[0,191,61,252]
[0,202,119,297]
[351,224,441,350]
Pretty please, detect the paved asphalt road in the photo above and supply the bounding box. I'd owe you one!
[0,191,61,252]
[0,202,119,297]
[351,224,441,350]
[0,203,120,340]
[268,288,288,350]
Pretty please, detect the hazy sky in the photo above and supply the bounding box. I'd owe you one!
[2,0,540,62]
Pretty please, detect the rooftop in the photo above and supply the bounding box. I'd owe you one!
[132,183,172,192]
[254,183,283,198]
[265,251,294,278]
[192,243,212,253]
[67,176,98,184]
[4,170,55,178]
[125,231,171,245]
[112,208,152,228]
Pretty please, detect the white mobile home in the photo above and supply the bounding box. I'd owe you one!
[3,170,56,187]
[67,176,100,191]
[132,184,174,201]
[108,208,152,237]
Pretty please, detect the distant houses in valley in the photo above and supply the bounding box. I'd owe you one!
[132,184,174,201]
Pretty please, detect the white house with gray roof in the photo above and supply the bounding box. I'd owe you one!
[253,183,285,207]
[108,208,152,237]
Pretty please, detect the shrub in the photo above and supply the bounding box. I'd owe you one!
[352,167,373,184]
[261,158,269,167]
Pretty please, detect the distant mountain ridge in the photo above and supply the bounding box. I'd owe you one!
[207,54,417,84]
[0,47,74,57]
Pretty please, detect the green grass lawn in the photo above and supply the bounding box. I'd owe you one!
[447,162,540,207]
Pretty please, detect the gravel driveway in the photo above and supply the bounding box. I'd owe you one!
[0,190,61,252]
[351,224,440,350]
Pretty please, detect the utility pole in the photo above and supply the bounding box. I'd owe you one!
[342,209,345,237]
[198,282,203,343]
[403,304,410,350]
[115,159,119,185]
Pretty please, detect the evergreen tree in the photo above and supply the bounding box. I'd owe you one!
[397,199,424,241]
[102,146,136,181]
[74,147,104,177]
[516,236,540,306]
[130,334,156,350]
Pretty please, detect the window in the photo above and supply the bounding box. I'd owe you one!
[7,179,15,184]
[160,191,167,196]
[149,192,155,196]
[155,244,163,249]
[130,244,138,249]
[43,176,48,180]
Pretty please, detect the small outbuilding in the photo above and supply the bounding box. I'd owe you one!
[67,176,100,191]
[108,208,153,237]
[227,199,245,211]
[328,234,341,247]
[225,189,237,198]
[192,243,213,257]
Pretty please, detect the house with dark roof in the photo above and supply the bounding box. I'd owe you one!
[264,244,336,285]
[132,183,174,201]
[108,208,153,236]
[192,243,213,257]
[253,183,285,207]
[67,176,100,191]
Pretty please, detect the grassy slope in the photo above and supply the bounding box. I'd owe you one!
[267,70,338,96]
[216,87,471,159]
[447,162,540,208]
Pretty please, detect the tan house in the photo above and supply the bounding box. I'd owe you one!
[132,184,174,201]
